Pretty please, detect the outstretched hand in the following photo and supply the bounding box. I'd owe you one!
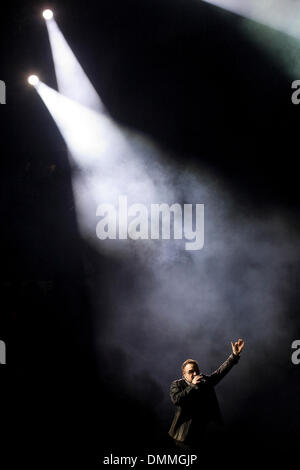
[231,338,245,356]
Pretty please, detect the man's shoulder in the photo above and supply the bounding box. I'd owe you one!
[171,378,186,386]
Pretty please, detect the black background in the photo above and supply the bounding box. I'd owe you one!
[1,0,300,466]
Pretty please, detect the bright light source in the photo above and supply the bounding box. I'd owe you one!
[27,75,40,86]
[43,9,53,20]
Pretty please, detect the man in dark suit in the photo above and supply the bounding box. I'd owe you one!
[168,339,245,448]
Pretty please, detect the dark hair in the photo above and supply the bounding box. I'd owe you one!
[181,359,199,373]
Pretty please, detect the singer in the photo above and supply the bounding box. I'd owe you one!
[168,339,245,448]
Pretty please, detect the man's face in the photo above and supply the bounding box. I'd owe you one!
[183,362,200,383]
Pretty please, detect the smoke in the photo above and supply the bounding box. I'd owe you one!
[38,12,300,431]
[36,83,299,428]
[80,128,299,426]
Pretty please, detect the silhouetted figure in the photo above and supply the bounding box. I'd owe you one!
[169,339,245,449]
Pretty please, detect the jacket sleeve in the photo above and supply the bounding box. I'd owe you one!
[170,380,199,406]
[208,353,240,387]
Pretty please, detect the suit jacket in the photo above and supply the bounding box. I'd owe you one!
[168,353,240,443]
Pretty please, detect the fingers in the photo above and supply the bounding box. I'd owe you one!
[236,338,244,345]
[236,338,245,351]
[231,338,245,353]
[192,375,202,384]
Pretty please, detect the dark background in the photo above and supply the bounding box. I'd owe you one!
[1,0,300,466]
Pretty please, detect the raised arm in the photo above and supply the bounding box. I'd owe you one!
[208,338,245,387]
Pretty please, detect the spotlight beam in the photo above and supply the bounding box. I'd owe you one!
[45,17,105,113]
[34,82,125,166]
[202,0,300,39]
